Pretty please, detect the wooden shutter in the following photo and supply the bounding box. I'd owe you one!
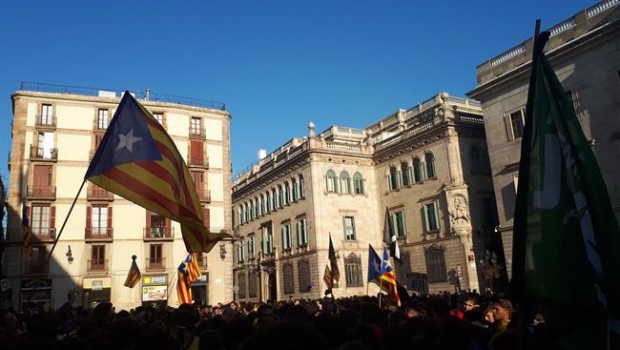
[107,207,113,236]
[202,207,210,228]
[50,206,56,236]
[86,207,92,228]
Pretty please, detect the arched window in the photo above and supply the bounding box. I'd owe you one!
[344,253,363,287]
[257,196,263,216]
[424,244,447,283]
[272,188,279,209]
[425,152,436,178]
[388,165,399,190]
[326,170,337,193]
[299,175,305,198]
[278,185,285,207]
[353,172,364,195]
[401,162,410,186]
[266,191,273,212]
[340,171,351,194]
[291,178,298,201]
[283,182,290,205]
[412,157,422,183]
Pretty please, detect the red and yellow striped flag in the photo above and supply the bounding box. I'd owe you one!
[177,253,201,304]
[84,92,230,253]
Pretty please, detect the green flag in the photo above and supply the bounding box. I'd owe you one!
[511,31,620,349]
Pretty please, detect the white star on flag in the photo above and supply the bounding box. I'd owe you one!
[116,129,142,153]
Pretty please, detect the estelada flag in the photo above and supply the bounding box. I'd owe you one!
[85,92,230,253]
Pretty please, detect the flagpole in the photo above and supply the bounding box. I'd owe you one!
[46,178,86,264]
[514,19,542,350]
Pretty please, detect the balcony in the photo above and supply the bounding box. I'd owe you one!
[30,145,58,161]
[26,185,56,200]
[143,226,174,241]
[87,259,109,274]
[31,228,56,243]
[188,154,209,168]
[189,127,206,140]
[197,189,211,203]
[145,258,167,272]
[87,185,114,201]
[85,228,113,242]
[35,116,56,130]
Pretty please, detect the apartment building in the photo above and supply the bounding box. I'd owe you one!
[467,0,620,278]
[2,83,233,311]
[232,92,502,302]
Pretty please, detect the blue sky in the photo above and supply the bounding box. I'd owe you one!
[0,0,596,185]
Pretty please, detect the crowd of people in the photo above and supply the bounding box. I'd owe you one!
[0,290,551,350]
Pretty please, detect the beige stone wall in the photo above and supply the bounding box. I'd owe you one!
[5,91,232,311]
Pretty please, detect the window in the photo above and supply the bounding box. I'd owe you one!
[32,164,53,197]
[283,263,294,294]
[412,157,422,182]
[425,152,436,178]
[566,89,584,120]
[247,236,255,259]
[299,175,305,198]
[273,188,280,209]
[343,216,356,241]
[40,104,53,126]
[152,112,166,128]
[191,171,205,200]
[28,246,48,274]
[97,109,109,130]
[389,166,399,190]
[91,245,106,270]
[267,192,273,212]
[36,131,55,159]
[353,172,364,194]
[248,271,258,298]
[281,223,292,251]
[423,202,440,232]
[237,272,246,299]
[401,162,410,186]
[150,244,163,267]
[291,178,298,201]
[256,196,262,216]
[326,170,337,193]
[30,205,55,237]
[283,182,290,205]
[296,218,308,246]
[190,116,202,136]
[425,245,447,283]
[279,184,286,206]
[88,205,111,236]
[147,211,170,238]
[340,171,351,194]
[298,259,311,292]
[260,194,266,215]
[263,225,274,255]
[508,109,525,140]
[392,210,406,238]
[344,253,363,287]
[237,242,245,263]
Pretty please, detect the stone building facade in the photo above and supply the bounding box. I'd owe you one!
[232,92,501,302]
[467,0,620,278]
[3,83,233,311]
